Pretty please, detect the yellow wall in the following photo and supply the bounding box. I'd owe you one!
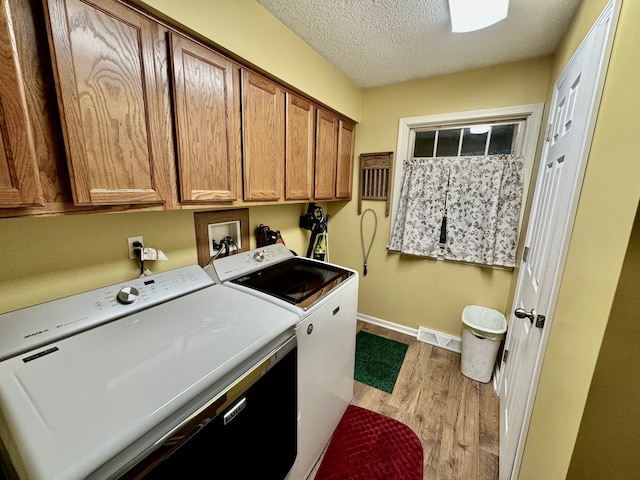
[328,57,553,336]
[0,211,197,313]
[0,205,315,314]
[566,202,640,479]
[518,0,640,478]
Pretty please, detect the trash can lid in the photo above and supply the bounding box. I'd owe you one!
[462,305,507,334]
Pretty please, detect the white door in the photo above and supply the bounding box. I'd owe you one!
[499,3,617,479]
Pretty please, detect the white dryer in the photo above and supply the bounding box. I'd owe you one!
[0,265,299,479]
[207,244,359,480]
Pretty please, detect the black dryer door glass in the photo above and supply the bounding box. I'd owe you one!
[231,258,352,307]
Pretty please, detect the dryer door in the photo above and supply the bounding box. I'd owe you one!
[231,258,353,309]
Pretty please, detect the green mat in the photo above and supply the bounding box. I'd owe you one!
[354,331,409,394]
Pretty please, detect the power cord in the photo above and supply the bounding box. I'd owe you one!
[360,209,377,276]
[211,236,239,260]
[132,241,144,275]
[225,236,238,256]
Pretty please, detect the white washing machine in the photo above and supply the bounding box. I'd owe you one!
[207,243,359,480]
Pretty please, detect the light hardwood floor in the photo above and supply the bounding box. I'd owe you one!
[309,321,499,480]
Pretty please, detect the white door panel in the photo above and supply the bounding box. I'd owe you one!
[499,3,618,479]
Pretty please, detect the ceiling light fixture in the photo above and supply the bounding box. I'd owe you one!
[448,0,509,33]
[470,125,491,134]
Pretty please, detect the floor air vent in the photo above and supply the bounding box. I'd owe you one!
[417,327,462,353]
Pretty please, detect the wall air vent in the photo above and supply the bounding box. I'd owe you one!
[358,152,393,216]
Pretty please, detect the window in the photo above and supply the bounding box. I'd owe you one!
[413,122,521,158]
[389,105,544,268]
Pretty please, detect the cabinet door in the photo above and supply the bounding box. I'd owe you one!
[335,120,355,199]
[241,70,284,201]
[0,0,43,208]
[314,108,339,200]
[170,33,241,203]
[44,0,171,206]
[285,93,314,201]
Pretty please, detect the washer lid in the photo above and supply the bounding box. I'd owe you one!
[0,285,297,480]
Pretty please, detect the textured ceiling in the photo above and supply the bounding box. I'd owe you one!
[256,0,581,88]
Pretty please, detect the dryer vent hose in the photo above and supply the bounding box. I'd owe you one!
[360,209,377,276]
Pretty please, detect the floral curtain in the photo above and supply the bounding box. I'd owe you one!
[389,154,524,267]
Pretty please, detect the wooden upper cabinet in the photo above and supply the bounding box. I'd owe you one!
[336,120,355,199]
[43,0,171,206]
[0,0,43,208]
[169,33,241,203]
[241,70,284,201]
[285,92,314,201]
[314,108,339,200]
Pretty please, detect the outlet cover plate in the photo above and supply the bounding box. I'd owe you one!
[127,236,143,259]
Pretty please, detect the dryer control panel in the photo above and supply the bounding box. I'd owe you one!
[212,243,294,282]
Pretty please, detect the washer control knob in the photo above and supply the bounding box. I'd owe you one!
[253,251,265,262]
[117,286,139,305]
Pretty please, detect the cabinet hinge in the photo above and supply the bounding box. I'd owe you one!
[545,123,553,142]
[523,246,530,262]
[503,349,509,363]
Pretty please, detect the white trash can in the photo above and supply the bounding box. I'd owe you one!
[461,305,507,383]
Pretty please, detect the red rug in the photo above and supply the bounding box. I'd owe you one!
[315,405,423,480]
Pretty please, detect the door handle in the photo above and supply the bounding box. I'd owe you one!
[514,307,536,323]
[514,308,546,328]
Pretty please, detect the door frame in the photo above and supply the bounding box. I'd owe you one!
[499,1,621,478]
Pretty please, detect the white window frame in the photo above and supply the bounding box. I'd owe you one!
[389,104,544,249]
[414,120,525,158]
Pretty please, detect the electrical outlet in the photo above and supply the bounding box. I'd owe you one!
[127,236,144,259]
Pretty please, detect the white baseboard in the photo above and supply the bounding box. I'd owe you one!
[357,313,418,337]
[357,313,462,353]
